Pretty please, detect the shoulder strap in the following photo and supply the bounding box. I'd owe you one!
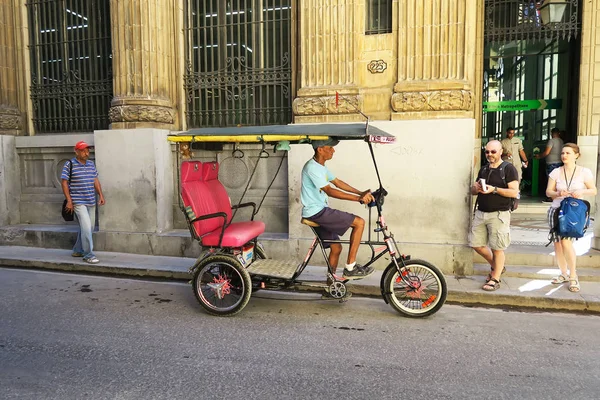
[482,162,508,185]
[497,161,508,184]
[68,159,73,183]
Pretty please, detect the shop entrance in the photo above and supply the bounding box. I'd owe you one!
[482,0,581,201]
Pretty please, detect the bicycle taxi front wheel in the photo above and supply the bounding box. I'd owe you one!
[382,259,447,318]
[192,254,252,316]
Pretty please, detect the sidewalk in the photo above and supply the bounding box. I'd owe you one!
[1,245,599,314]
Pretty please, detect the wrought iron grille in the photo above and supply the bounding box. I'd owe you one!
[366,0,392,35]
[484,0,580,43]
[27,0,113,133]
[184,0,293,128]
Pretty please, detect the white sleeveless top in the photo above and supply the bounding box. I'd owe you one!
[549,165,594,209]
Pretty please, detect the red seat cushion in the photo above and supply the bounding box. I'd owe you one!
[201,221,266,247]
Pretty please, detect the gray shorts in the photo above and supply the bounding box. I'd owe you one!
[469,210,511,251]
[307,207,356,247]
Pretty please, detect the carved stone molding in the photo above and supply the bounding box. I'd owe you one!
[292,95,360,116]
[391,90,473,112]
[0,107,22,130]
[109,105,175,124]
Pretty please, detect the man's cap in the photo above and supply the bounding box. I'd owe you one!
[311,138,339,149]
[74,141,90,150]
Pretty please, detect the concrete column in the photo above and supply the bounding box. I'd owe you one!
[0,0,24,134]
[579,1,600,250]
[108,0,177,129]
[391,0,478,120]
[93,129,174,235]
[0,134,20,225]
[293,0,362,122]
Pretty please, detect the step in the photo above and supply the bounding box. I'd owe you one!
[474,264,600,282]
[473,243,600,268]
[512,202,551,214]
[0,224,296,260]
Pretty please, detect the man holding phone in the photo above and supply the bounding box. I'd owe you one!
[470,140,519,291]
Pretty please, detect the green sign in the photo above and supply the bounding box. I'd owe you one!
[483,99,562,112]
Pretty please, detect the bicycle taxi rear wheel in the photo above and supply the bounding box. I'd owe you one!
[192,255,252,316]
[383,259,447,318]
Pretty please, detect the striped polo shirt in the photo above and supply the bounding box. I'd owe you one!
[61,158,99,206]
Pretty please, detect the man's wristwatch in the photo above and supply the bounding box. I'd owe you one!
[493,186,498,194]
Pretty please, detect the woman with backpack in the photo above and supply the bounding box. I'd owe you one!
[545,143,597,292]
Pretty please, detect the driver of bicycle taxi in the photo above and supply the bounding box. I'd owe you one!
[301,138,376,279]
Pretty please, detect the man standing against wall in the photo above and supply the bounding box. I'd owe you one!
[61,141,105,264]
[500,127,528,182]
[470,140,519,291]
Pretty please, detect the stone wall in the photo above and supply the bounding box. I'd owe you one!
[288,120,475,275]
[13,134,94,225]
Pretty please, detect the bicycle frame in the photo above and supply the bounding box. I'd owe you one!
[287,193,412,289]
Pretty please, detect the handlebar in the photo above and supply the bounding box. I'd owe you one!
[368,187,387,209]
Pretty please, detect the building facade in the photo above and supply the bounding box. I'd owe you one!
[1,0,599,272]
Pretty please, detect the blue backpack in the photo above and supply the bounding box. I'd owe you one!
[558,198,591,239]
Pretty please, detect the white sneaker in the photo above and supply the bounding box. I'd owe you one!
[84,257,99,264]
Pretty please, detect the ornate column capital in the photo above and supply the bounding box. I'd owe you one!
[109,97,175,124]
[292,95,360,116]
[391,90,473,113]
[108,105,175,124]
[0,107,22,131]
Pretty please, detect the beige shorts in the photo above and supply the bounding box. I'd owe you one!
[469,210,511,251]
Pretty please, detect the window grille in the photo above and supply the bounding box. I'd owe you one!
[484,0,580,43]
[27,0,113,133]
[184,0,293,128]
[366,0,391,35]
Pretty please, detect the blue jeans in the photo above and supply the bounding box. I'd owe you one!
[546,162,561,176]
[73,204,96,259]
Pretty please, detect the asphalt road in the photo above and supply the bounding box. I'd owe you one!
[1,267,599,400]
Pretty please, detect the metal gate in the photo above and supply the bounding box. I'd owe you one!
[184,0,293,128]
[26,0,113,133]
[484,0,580,43]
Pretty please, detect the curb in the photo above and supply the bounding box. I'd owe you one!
[0,258,191,281]
[2,257,598,315]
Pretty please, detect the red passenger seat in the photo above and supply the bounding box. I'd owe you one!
[180,161,265,247]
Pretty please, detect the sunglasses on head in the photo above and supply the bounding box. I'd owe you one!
[485,150,497,154]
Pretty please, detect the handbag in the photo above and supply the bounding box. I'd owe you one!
[62,160,74,221]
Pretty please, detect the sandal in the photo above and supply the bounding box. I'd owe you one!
[569,278,580,293]
[486,266,506,281]
[482,278,501,291]
[551,274,569,284]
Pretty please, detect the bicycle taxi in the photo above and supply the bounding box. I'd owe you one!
[167,123,447,317]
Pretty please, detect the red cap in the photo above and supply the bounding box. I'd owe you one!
[74,141,90,150]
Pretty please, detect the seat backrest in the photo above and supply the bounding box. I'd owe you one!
[180,161,231,238]
[202,161,232,220]
[181,160,203,183]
